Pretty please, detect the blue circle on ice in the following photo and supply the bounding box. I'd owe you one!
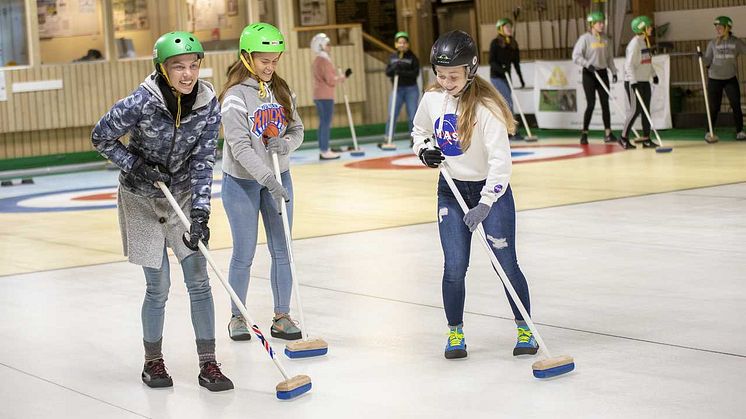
[434,114,462,156]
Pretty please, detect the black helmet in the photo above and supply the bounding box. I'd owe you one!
[430,30,479,79]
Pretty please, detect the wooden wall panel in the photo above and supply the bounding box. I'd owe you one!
[656,0,746,11]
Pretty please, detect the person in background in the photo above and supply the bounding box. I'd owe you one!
[702,15,746,142]
[489,18,526,141]
[620,16,658,150]
[311,33,351,159]
[384,31,421,145]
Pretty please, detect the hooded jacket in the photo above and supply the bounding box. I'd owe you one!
[91,73,220,214]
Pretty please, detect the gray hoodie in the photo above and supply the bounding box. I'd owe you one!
[704,36,746,80]
[572,32,618,74]
[624,35,657,84]
[221,78,304,184]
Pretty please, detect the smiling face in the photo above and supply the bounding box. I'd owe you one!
[251,52,282,82]
[592,21,605,34]
[435,65,467,96]
[163,53,200,94]
[395,37,410,53]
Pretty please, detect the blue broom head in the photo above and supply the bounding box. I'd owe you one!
[276,375,312,400]
[656,147,673,153]
[277,381,312,400]
[285,346,328,358]
[533,361,575,379]
[532,355,575,379]
[350,150,365,157]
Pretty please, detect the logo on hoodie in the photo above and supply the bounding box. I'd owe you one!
[250,103,287,138]
[434,113,462,156]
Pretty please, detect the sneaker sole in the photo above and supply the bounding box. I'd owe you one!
[142,377,173,388]
[199,378,234,392]
[229,333,252,341]
[271,329,303,340]
[513,347,539,356]
[444,349,468,359]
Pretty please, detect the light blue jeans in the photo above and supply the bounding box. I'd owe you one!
[142,247,215,342]
[222,172,294,315]
[491,77,513,112]
[384,84,420,139]
[314,99,334,152]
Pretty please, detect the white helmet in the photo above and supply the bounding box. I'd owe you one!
[310,33,330,54]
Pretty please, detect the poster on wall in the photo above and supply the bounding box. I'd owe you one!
[0,71,6,102]
[113,0,149,32]
[532,55,671,130]
[299,0,327,26]
[37,0,101,38]
[188,0,226,31]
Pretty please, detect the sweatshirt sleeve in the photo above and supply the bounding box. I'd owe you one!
[625,41,639,84]
[607,39,618,75]
[221,90,274,184]
[572,36,588,68]
[411,92,434,155]
[189,96,220,214]
[284,91,305,152]
[703,40,715,67]
[736,37,746,55]
[90,87,145,172]
[478,106,511,206]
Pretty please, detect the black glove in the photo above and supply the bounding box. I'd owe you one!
[653,76,659,85]
[345,68,352,78]
[587,64,597,72]
[130,157,171,186]
[183,209,209,251]
[612,74,618,83]
[418,145,445,168]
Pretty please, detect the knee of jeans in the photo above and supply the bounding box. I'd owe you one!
[145,279,170,302]
[443,262,468,283]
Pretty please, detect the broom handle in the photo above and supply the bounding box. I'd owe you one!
[339,68,360,150]
[270,153,309,342]
[594,71,640,138]
[387,75,400,144]
[155,181,291,380]
[433,157,552,360]
[633,87,665,147]
[697,46,716,138]
[504,76,534,138]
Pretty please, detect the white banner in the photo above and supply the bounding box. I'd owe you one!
[532,55,671,130]
[0,71,6,101]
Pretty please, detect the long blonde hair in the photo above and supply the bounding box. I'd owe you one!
[219,52,295,123]
[427,74,516,151]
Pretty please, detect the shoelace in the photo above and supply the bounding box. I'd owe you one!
[202,362,225,379]
[517,328,533,343]
[274,314,299,327]
[448,330,464,347]
[147,359,168,377]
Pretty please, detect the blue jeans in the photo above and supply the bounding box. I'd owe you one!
[314,99,334,152]
[142,247,215,342]
[384,84,420,139]
[437,175,530,327]
[491,77,513,113]
[222,172,294,315]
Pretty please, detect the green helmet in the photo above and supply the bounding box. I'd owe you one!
[630,15,653,34]
[587,11,605,24]
[152,31,204,67]
[239,23,285,57]
[496,18,513,30]
[395,31,409,41]
[714,16,732,27]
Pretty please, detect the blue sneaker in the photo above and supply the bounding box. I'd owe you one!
[513,326,539,356]
[444,327,467,359]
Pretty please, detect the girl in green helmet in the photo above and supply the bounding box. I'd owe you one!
[218,23,306,342]
[91,31,233,392]
[702,16,746,141]
[383,31,421,146]
[489,18,526,141]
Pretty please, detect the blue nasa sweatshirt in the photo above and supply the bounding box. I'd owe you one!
[411,88,512,206]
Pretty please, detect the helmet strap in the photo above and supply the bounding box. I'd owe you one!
[240,53,269,98]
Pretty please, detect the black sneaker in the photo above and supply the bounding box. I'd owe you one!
[618,137,636,150]
[641,139,658,149]
[604,132,617,143]
[142,359,173,388]
[579,132,588,145]
[198,361,234,392]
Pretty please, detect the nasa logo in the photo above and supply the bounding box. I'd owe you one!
[250,103,287,138]
[434,113,461,156]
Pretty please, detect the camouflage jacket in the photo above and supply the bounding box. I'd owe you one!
[91,74,220,214]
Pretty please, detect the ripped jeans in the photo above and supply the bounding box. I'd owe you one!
[436,174,531,327]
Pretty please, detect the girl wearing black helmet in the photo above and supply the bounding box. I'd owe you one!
[702,16,746,141]
[489,18,526,141]
[412,30,538,360]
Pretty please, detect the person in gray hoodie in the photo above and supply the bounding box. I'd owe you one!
[91,31,232,392]
[572,11,619,145]
[702,16,746,141]
[620,16,659,150]
[218,23,305,342]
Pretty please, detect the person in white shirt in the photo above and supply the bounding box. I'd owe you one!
[411,30,538,360]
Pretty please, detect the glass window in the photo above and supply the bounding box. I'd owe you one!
[113,0,156,59]
[188,0,249,52]
[37,0,106,64]
[0,0,30,66]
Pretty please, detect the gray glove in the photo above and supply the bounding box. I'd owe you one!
[266,136,290,155]
[260,173,290,209]
[463,203,491,232]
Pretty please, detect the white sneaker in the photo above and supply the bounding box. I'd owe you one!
[736,131,746,141]
[319,150,341,160]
